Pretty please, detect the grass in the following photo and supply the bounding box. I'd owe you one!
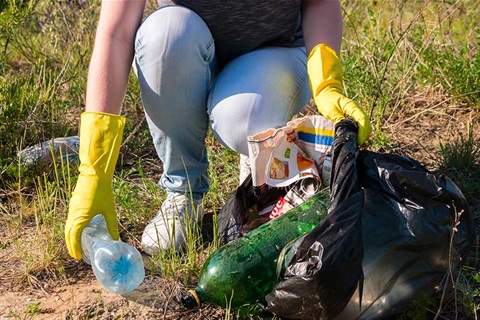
[0,0,479,319]
[437,124,480,200]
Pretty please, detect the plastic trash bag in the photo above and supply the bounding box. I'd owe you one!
[265,120,475,319]
[216,173,258,245]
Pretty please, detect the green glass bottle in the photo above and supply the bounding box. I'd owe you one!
[181,190,330,310]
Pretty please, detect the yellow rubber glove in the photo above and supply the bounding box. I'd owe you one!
[307,44,372,146]
[65,111,126,260]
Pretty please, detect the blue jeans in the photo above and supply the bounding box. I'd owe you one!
[134,6,311,196]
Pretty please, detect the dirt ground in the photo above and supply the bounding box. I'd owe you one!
[0,267,228,319]
[1,96,479,320]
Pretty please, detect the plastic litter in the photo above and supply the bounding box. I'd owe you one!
[18,135,79,167]
[82,215,145,295]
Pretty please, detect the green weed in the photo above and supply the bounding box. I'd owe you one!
[454,267,480,318]
[437,123,480,200]
[396,291,438,320]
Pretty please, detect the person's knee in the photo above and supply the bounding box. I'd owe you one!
[135,6,211,58]
[209,98,276,155]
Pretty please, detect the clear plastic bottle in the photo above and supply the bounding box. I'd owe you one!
[19,136,80,167]
[81,215,145,294]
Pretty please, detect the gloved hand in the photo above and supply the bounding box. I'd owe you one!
[65,111,126,260]
[307,44,372,146]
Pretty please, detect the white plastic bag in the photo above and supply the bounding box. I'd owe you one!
[247,115,334,189]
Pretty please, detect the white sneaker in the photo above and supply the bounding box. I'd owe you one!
[239,154,251,185]
[141,192,203,255]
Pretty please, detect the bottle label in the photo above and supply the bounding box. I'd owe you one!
[268,177,320,220]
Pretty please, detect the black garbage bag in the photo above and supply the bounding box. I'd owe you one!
[265,119,364,319]
[216,173,255,245]
[265,119,475,319]
[216,168,289,245]
[333,150,475,319]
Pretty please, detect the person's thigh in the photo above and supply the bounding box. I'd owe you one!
[208,46,311,155]
[134,5,216,194]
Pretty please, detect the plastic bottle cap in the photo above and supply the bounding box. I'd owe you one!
[181,289,201,309]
